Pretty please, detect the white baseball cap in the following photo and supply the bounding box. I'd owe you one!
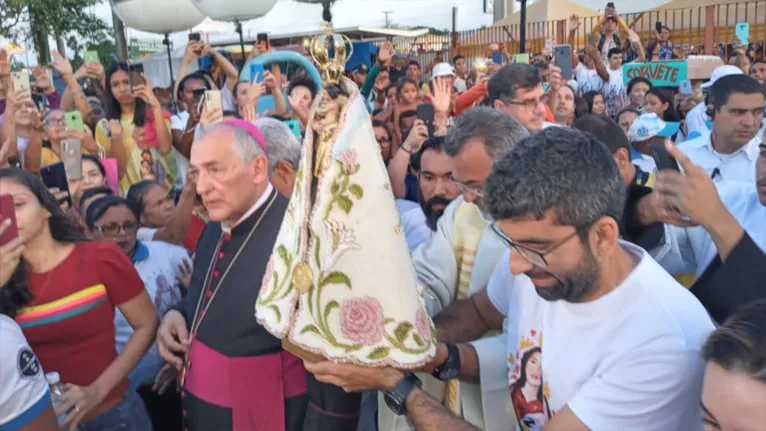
[432,62,456,79]
[628,113,680,142]
[700,65,743,89]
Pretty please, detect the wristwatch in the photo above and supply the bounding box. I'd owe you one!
[384,373,422,416]
[432,342,461,381]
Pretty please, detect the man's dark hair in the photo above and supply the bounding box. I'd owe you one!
[616,108,641,124]
[607,47,622,59]
[534,61,550,72]
[177,72,211,99]
[487,64,542,104]
[485,128,625,226]
[710,74,766,112]
[572,114,630,155]
[452,55,465,64]
[703,299,766,382]
[411,136,446,173]
[399,109,418,130]
[407,60,421,69]
[78,186,114,210]
[444,107,529,159]
[287,74,319,100]
[574,95,589,120]
[627,76,652,95]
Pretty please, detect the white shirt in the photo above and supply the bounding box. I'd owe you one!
[170,111,192,189]
[685,102,708,136]
[574,63,604,94]
[633,152,657,173]
[678,131,759,183]
[454,77,468,94]
[222,85,235,112]
[487,242,713,430]
[115,241,190,388]
[0,315,50,429]
[395,199,433,252]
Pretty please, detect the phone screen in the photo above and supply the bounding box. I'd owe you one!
[128,63,144,88]
[40,162,72,207]
[554,45,573,80]
[0,194,18,246]
[61,139,82,180]
[656,21,663,33]
[416,104,435,138]
[84,51,99,63]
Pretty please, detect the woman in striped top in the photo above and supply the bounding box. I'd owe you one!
[0,168,157,431]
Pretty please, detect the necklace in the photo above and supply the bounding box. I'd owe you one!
[180,191,277,387]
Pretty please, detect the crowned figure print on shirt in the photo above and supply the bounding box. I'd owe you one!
[508,329,551,431]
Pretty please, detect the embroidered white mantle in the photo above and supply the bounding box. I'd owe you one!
[255,80,436,368]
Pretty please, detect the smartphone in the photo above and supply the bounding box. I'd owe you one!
[651,142,680,171]
[188,32,201,42]
[554,45,573,79]
[284,120,301,139]
[192,88,206,108]
[587,33,597,47]
[416,104,435,138]
[128,63,144,88]
[61,139,82,180]
[84,50,99,63]
[204,90,222,113]
[656,21,663,33]
[249,63,265,83]
[64,111,84,133]
[491,52,504,65]
[11,70,30,96]
[0,194,18,246]
[40,162,72,207]
[257,33,270,50]
[606,2,615,8]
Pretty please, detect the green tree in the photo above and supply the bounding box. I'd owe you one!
[0,0,111,64]
[70,39,116,72]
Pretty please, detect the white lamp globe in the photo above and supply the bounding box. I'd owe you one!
[191,0,278,22]
[110,0,205,34]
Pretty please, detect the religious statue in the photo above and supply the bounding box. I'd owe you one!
[256,25,436,369]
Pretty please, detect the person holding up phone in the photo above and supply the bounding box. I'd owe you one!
[646,23,677,61]
[590,3,629,63]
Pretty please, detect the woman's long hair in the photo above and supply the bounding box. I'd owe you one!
[647,87,681,123]
[125,180,159,221]
[0,168,86,317]
[104,62,147,127]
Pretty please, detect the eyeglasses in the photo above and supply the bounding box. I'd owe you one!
[450,176,484,198]
[94,221,139,236]
[490,221,588,268]
[44,117,66,127]
[502,97,544,112]
[377,136,391,144]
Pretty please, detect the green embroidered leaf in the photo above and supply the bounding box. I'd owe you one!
[269,305,282,322]
[412,333,425,347]
[337,195,353,214]
[394,322,414,344]
[345,344,363,353]
[348,184,364,199]
[383,318,395,325]
[367,346,390,360]
[323,300,339,324]
[331,181,340,194]
[314,236,322,268]
[353,164,361,174]
[277,245,289,265]
[300,325,321,335]
[271,272,279,292]
[320,272,352,289]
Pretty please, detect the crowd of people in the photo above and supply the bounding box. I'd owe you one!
[1,6,765,431]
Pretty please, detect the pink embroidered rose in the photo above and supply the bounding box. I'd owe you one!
[340,149,358,173]
[261,256,276,294]
[340,297,385,345]
[415,308,431,342]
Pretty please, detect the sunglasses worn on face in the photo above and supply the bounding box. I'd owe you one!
[94,221,139,236]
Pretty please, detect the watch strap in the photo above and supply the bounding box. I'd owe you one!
[432,342,460,381]
[389,373,422,415]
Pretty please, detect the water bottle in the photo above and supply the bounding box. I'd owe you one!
[45,372,68,428]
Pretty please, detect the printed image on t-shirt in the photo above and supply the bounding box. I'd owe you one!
[508,329,551,431]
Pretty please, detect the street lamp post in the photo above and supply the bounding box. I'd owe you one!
[519,0,527,53]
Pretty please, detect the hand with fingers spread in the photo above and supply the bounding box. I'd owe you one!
[377,41,395,66]
[628,29,641,44]
[240,105,260,123]
[0,49,10,82]
[247,75,266,104]
[175,258,193,290]
[262,70,279,90]
[32,67,52,92]
[57,384,105,431]
[431,77,452,117]
[156,310,189,370]
[132,74,160,109]
[651,142,726,228]
[0,219,24,287]
[50,51,74,77]
[152,364,178,395]
[569,14,581,32]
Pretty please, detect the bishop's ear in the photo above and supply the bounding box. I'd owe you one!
[250,154,270,185]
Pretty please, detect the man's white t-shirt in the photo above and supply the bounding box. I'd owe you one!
[169,111,192,189]
[487,242,714,430]
[0,315,51,429]
[574,63,604,94]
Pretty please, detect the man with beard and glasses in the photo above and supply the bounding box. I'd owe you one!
[377,107,528,431]
[308,128,714,431]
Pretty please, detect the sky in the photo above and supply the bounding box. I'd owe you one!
[9,0,672,64]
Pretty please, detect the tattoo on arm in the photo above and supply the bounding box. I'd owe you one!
[407,388,480,431]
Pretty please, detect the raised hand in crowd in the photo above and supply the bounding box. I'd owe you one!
[0,219,24,287]
[132,73,161,109]
[377,40,395,67]
[402,119,429,154]
[569,14,581,32]
[31,67,53,93]
[431,76,452,118]
[50,50,74,77]
[263,70,279,91]
[200,103,223,127]
[0,49,10,84]
[247,73,266,103]
[65,124,99,154]
[628,29,641,44]
[0,138,10,168]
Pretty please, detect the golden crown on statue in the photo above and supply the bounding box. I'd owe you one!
[303,24,353,85]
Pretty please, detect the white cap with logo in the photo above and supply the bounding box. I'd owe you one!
[700,65,743,89]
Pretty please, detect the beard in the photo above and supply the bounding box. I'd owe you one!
[525,242,601,303]
[419,192,453,231]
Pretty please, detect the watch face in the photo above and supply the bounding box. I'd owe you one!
[384,392,406,416]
